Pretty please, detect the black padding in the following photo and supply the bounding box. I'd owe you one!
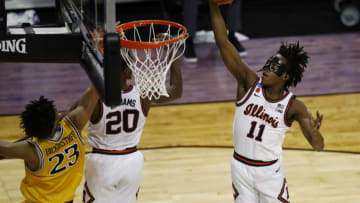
[81,47,106,101]
[103,32,122,107]
[0,0,6,34]
[0,34,81,63]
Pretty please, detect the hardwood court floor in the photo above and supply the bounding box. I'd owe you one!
[0,93,359,202]
[139,94,360,152]
[138,148,360,203]
[1,94,359,152]
[0,148,359,203]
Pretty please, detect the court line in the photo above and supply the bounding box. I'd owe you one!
[86,145,360,155]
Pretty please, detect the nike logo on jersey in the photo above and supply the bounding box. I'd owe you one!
[254,94,260,97]
[243,103,279,128]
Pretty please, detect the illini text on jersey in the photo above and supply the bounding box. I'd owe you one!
[244,103,279,128]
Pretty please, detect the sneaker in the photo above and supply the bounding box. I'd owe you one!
[183,37,198,63]
[228,32,248,57]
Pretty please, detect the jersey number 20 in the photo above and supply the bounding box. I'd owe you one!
[106,110,139,135]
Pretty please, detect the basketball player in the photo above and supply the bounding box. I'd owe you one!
[0,85,99,203]
[82,56,183,203]
[209,1,324,202]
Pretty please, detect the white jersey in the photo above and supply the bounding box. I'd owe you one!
[233,79,295,161]
[88,85,147,150]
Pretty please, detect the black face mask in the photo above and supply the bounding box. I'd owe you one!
[262,55,288,76]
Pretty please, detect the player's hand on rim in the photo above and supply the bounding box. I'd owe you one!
[154,33,171,41]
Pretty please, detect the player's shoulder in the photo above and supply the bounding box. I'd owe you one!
[291,98,306,109]
[123,85,135,94]
[60,114,74,127]
[288,98,307,119]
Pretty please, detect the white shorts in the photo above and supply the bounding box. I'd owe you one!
[83,148,144,203]
[231,152,290,203]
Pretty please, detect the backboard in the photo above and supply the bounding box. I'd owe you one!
[0,0,123,107]
[61,0,122,107]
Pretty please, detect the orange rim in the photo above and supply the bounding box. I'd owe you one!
[213,0,233,4]
[116,20,187,49]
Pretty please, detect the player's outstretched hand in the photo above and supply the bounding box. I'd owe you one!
[308,110,323,131]
[155,33,171,41]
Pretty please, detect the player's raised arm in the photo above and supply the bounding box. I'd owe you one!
[290,99,324,151]
[0,139,36,158]
[67,85,99,132]
[208,0,257,90]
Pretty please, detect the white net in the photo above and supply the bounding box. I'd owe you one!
[119,22,187,100]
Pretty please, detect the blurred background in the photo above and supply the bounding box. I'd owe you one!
[0,0,360,202]
[5,0,360,37]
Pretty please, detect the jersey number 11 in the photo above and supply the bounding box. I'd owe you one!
[246,121,265,142]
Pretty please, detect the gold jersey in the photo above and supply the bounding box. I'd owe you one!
[20,116,85,203]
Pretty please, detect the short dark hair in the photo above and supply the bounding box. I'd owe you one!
[277,41,309,90]
[20,96,57,139]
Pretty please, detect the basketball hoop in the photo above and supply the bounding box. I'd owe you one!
[116,20,187,100]
[89,20,187,100]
